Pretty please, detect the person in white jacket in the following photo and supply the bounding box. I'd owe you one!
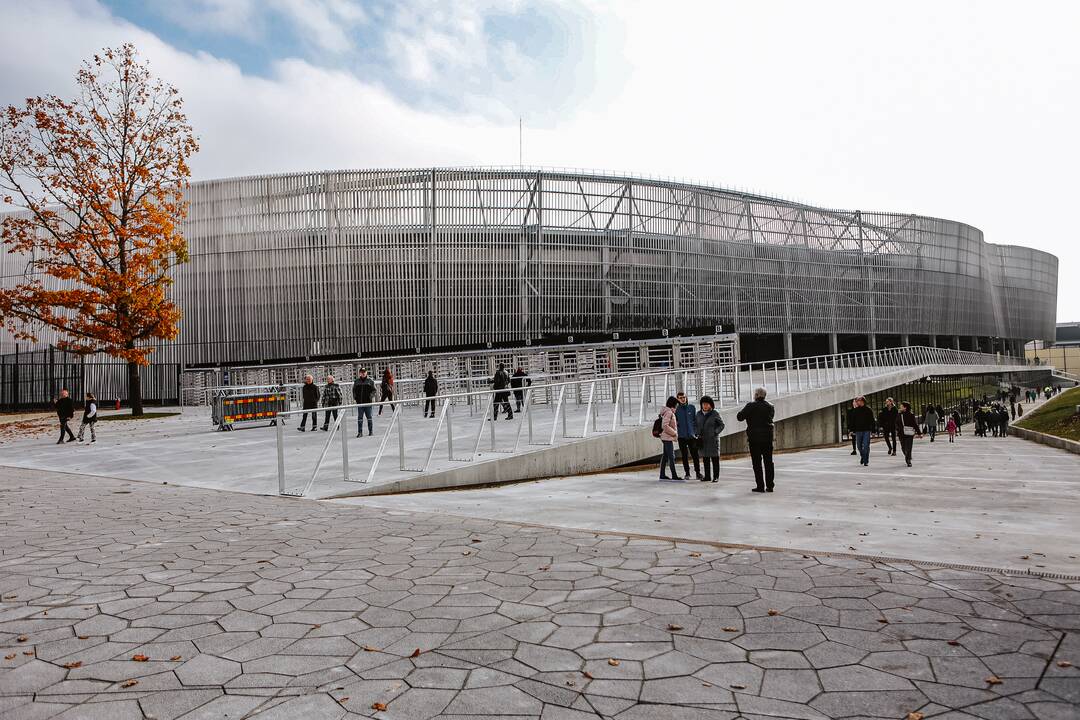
[77,393,98,443]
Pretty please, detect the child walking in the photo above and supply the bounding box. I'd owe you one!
[77,393,98,443]
[946,415,957,443]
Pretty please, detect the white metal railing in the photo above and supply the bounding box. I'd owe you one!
[272,345,1027,497]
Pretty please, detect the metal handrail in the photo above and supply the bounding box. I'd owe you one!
[274,345,1031,496]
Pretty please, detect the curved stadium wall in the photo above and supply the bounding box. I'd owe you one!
[0,167,1060,371]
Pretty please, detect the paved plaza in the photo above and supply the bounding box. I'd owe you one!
[346,432,1080,578]
[1,459,1079,719]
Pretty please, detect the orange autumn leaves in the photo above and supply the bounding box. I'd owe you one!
[0,43,197,367]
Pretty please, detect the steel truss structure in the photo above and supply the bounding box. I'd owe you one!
[0,167,1058,384]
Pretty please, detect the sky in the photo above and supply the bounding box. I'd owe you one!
[1,0,1076,320]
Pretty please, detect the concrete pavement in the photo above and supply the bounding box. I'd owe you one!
[340,431,1080,578]
[1,466,1078,719]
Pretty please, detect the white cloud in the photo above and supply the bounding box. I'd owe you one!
[1,0,1077,320]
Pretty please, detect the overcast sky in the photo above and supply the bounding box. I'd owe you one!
[2,0,1076,321]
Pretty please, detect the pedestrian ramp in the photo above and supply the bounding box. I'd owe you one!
[271,347,1039,499]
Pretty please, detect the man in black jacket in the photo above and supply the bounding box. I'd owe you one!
[510,367,531,412]
[877,397,898,456]
[849,395,876,466]
[298,374,320,432]
[55,388,76,444]
[736,387,775,493]
[491,363,513,420]
[352,368,376,436]
[423,370,439,418]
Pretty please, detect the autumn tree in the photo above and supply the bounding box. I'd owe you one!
[0,44,198,415]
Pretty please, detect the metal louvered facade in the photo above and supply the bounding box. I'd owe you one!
[0,167,1059,372]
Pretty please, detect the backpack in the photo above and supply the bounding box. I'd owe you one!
[651,414,664,438]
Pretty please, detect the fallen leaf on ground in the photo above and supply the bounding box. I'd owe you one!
[362,645,379,652]
[22,651,32,656]
[947,640,960,646]
[131,654,149,662]
[170,655,182,661]
[538,566,550,571]
[1057,660,1072,668]
[667,624,683,631]
[1021,555,1030,560]
[906,712,925,720]
[77,636,88,640]
[608,658,620,666]
[312,624,321,629]
[471,538,481,543]
[566,680,575,687]
[730,683,746,689]
[985,675,1002,685]
[410,648,421,658]
[689,552,701,557]
[582,671,594,679]
[371,702,387,711]
[702,681,712,687]
[121,679,138,688]
[878,619,889,624]
[62,661,82,669]
[722,626,739,632]
[339,697,349,702]
[16,635,27,642]
[462,551,470,555]
[4,654,14,660]
[767,609,779,616]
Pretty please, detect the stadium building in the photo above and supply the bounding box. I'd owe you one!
[0,167,1059,404]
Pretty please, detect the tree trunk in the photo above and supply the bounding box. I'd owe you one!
[127,360,144,416]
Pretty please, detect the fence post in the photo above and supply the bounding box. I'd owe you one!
[276,414,286,494]
[341,407,350,482]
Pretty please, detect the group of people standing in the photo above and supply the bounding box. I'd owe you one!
[655,386,776,493]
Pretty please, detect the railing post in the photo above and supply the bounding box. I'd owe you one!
[446,404,454,459]
[611,378,623,431]
[341,407,350,482]
[397,404,407,470]
[276,413,286,494]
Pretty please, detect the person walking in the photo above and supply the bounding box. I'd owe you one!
[423,370,439,418]
[737,387,775,493]
[849,396,876,466]
[298,374,320,432]
[997,405,1010,438]
[896,401,921,467]
[878,397,898,456]
[1017,402,1024,417]
[510,366,531,412]
[55,389,76,444]
[846,400,858,456]
[695,395,725,483]
[656,396,679,481]
[946,415,957,442]
[320,375,342,431]
[352,368,376,436]
[378,369,395,416]
[76,392,98,443]
[491,363,513,420]
[674,391,702,480]
[924,406,939,442]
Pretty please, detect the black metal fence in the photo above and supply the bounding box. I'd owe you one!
[0,348,180,411]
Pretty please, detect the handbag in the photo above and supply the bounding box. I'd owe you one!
[902,425,916,436]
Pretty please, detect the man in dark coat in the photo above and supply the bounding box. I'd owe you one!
[849,396,876,466]
[352,368,376,436]
[491,363,513,420]
[510,367,531,412]
[298,374,320,432]
[55,388,76,444]
[736,387,775,493]
[423,370,439,418]
[877,397,898,456]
